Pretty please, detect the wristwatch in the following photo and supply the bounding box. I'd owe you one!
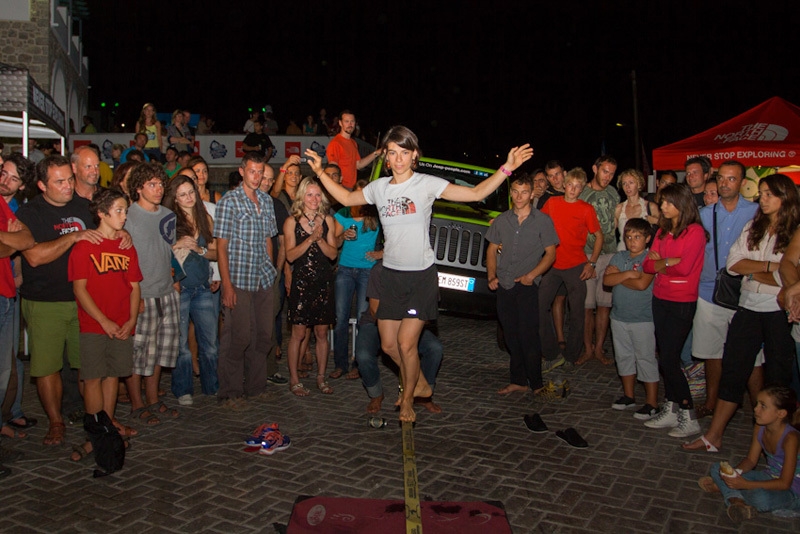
[588,261,597,268]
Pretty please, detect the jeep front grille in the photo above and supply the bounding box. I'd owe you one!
[429,223,487,271]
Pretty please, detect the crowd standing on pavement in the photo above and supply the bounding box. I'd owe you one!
[1,108,799,521]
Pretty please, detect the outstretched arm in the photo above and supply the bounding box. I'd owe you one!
[441,144,533,203]
[305,149,366,207]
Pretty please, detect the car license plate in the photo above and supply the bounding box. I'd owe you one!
[438,272,475,292]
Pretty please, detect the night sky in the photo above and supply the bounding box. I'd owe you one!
[84,0,800,171]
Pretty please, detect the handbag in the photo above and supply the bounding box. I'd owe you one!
[711,204,742,310]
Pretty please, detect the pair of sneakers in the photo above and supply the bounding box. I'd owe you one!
[611,395,658,421]
[643,401,701,438]
[245,423,292,455]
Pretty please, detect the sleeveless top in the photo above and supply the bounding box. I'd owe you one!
[758,424,800,495]
[143,123,159,148]
[617,197,649,251]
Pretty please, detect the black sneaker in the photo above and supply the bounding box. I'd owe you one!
[633,403,658,421]
[611,395,636,410]
[523,413,549,433]
[267,373,288,385]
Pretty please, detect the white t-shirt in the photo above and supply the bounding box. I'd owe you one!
[362,173,449,271]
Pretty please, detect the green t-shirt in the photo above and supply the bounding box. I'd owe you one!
[579,184,620,255]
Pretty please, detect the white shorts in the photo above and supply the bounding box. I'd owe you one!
[691,298,735,360]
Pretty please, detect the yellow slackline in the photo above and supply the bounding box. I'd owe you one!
[402,421,423,534]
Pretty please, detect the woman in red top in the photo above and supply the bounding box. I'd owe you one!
[642,184,707,438]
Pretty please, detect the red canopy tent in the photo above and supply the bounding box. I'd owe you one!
[652,96,800,170]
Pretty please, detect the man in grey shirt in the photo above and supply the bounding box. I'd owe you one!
[486,173,558,399]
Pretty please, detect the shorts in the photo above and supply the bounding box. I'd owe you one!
[376,265,439,322]
[584,253,613,308]
[133,292,180,376]
[22,299,80,377]
[691,298,735,360]
[79,333,133,380]
[610,318,658,383]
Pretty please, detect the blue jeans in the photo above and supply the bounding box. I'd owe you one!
[333,266,371,372]
[709,462,800,511]
[355,321,442,398]
[172,285,219,397]
[0,296,15,419]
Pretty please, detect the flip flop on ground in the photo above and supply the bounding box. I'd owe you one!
[130,406,160,426]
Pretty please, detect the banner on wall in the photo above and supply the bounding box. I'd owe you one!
[69,134,335,166]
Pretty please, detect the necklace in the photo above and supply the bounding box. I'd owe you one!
[304,212,317,229]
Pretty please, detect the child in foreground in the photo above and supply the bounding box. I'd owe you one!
[68,189,142,463]
[602,218,658,420]
[698,385,800,522]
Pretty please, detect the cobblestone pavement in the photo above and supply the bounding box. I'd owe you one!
[1,314,799,533]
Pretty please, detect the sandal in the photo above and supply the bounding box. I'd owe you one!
[345,368,360,380]
[70,441,93,462]
[113,421,139,438]
[290,383,310,397]
[43,422,66,446]
[317,375,334,394]
[328,368,344,380]
[6,417,38,430]
[130,407,160,426]
[148,402,179,419]
[697,476,720,493]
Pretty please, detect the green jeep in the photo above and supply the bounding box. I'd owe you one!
[371,157,508,316]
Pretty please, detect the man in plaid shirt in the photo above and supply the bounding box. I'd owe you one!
[215,152,278,409]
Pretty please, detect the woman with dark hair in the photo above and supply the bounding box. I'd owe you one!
[284,178,338,396]
[270,155,303,212]
[642,184,707,438]
[162,175,219,405]
[329,178,382,379]
[187,156,221,204]
[110,161,140,196]
[306,126,532,421]
[684,174,800,452]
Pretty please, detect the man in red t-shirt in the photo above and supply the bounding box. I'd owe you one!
[538,168,603,370]
[325,110,381,189]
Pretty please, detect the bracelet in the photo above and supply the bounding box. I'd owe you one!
[748,273,754,281]
[499,166,512,176]
[279,168,287,173]
[199,247,207,256]
[665,259,669,268]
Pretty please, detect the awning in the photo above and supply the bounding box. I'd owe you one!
[0,62,67,151]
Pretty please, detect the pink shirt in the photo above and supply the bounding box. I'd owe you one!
[643,223,705,302]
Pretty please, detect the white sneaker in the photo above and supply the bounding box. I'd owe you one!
[668,408,701,438]
[644,401,678,429]
[178,394,194,406]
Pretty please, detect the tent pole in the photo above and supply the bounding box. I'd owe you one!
[22,111,29,157]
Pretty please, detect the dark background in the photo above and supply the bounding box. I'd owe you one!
[84,0,800,171]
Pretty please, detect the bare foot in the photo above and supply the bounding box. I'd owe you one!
[594,351,614,365]
[413,378,432,399]
[415,397,442,413]
[575,351,593,365]
[367,394,384,413]
[497,384,530,395]
[398,399,416,422]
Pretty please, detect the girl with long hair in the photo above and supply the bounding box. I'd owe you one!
[642,184,707,438]
[134,103,163,163]
[187,156,221,204]
[162,175,219,404]
[306,126,532,421]
[284,178,338,396]
[684,174,800,452]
